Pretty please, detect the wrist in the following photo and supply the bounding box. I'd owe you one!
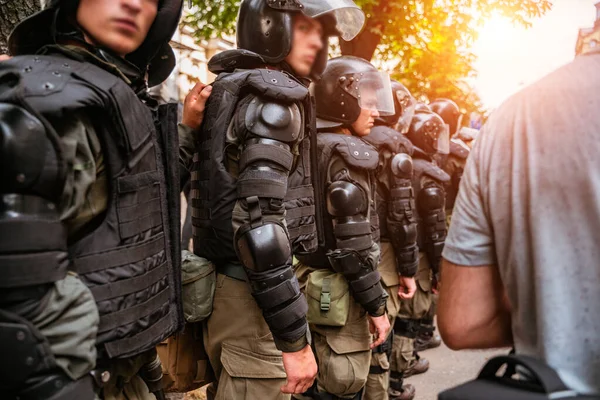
[274,325,311,353]
[368,303,386,317]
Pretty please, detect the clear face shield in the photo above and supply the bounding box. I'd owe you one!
[340,70,396,117]
[298,0,366,41]
[453,113,464,136]
[395,90,416,134]
[436,124,450,155]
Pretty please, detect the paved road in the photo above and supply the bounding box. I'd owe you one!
[406,343,507,400]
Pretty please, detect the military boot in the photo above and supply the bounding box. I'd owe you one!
[389,372,416,400]
[414,323,442,352]
[403,352,429,378]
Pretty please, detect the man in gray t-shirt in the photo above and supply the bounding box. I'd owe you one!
[437,49,600,395]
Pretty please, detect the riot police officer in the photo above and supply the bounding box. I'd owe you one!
[191,1,365,398]
[362,80,418,400]
[387,110,451,396]
[0,0,213,399]
[428,98,471,212]
[294,56,392,400]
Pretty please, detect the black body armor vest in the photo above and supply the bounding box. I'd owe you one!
[363,125,414,241]
[0,55,183,359]
[297,133,379,268]
[412,155,450,259]
[191,68,318,264]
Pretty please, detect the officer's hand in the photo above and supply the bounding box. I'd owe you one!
[281,344,318,394]
[432,274,440,294]
[0,55,11,61]
[182,82,212,130]
[398,276,417,300]
[368,314,391,349]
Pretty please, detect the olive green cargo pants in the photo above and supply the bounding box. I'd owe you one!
[389,253,433,375]
[294,263,372,399]
[364,242,401,400]
[203,274,289,400]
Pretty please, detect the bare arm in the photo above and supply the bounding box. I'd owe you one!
[438,258,513,350]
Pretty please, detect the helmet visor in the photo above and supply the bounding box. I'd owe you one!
[340,71,395,116]
[300,0,366,41]
[396,90,416,134]
[436,124,450,155]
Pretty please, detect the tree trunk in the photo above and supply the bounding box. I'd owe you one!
[339,1,388,62]
[0,0,41,54]
[339,26,382,61]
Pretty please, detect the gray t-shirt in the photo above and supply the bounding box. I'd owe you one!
[443,51,600,394]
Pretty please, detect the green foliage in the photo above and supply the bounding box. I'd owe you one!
[186,0,240,40]
[186,0,552,113]
[350,0,552,113]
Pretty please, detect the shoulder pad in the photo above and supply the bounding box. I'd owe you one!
[245,96,302,142]
[0,55,83,97]
[214,68,309,103]
[247,69,308,102]
[208,49,267,74]
[0,55,153,153]
[320,133,379,171]
[413,158,450,184]
[450,139,470,159]
[364,126,414,156]
[390,153,413,179]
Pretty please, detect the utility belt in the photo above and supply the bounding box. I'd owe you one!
[216,262,248,282]
[394,318,422,339]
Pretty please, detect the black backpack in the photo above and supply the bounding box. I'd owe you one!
[439,355,600,400]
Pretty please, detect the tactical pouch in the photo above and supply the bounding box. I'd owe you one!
[181,251,216,323]
[305,269,350,327]
[157,323,215,393]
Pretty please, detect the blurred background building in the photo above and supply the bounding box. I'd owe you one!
[149,11,235,103]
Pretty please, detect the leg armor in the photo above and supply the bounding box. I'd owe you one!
[326,180,387,316]
[387,153,419,277]
[418,184,447,276]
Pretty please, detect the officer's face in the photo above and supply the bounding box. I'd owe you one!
[77,0,159,57]
[352,90,380,136]
[285,14,324,77]
[352,107,380,137]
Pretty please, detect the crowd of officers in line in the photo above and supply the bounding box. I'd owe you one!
[0,0,478,399]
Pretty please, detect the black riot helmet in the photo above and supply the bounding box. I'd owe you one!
[314,56,395,130]
[415,102,432,114]
[237,0,365,79]
[8,0,183,87]
[376,80,416,134]
[406,111,450,158]
[429,98,463,136]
